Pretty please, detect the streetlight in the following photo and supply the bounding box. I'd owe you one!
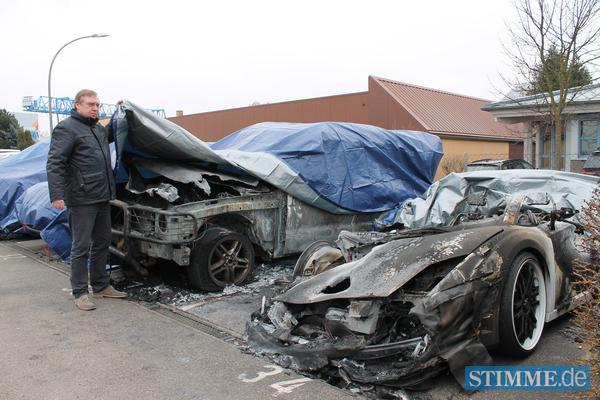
[47,33,109,132]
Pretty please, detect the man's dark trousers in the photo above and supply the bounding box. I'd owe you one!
[68,202,111,298]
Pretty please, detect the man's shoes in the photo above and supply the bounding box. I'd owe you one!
[74,294,96,311]
[93,285,127,299]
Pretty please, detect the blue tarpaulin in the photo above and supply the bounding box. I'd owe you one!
[0,141,105,260]
[40,210,71,261]
[0,140,49,223]
[0,181,71,259]
[1,182,56,233]
[115,102,444,213]
[211,122,443,213]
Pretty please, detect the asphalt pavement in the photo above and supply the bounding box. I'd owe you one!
[0,241,354,400]
[0,239,590,400]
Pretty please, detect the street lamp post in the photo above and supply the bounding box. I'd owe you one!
[47,33,109,133]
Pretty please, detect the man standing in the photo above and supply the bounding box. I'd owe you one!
[47,89,127,311]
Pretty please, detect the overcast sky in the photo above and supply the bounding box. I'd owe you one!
[1,0,518,132]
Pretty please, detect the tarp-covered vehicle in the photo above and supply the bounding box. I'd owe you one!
[0,141,50,226]
[0,140,116,259]
[110,102,443,291]
[246,170,596,392]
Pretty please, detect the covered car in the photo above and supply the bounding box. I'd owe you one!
[0,141,114,259]
[0,141,49,224]
[246,170,595,392]
[107,102,443,290]
[0,181,71,259]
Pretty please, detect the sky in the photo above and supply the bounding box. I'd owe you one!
[1,0,518,133]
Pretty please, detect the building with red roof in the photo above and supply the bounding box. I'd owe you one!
[169,76,524,178]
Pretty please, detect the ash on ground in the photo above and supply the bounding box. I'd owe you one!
[115,258,296,307]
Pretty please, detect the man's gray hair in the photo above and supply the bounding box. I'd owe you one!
[74,89,98,104]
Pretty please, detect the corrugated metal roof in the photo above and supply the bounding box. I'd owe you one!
[373,76,523,139]
[483,83,600,110]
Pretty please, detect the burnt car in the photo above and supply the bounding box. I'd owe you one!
[246,170,595,391]
[465,158,533,172]
[108,102,442,291]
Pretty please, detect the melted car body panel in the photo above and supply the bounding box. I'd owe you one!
[276,226,503,304]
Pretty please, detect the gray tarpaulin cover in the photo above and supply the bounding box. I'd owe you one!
[377,169,598,228]
[112,101,443,214]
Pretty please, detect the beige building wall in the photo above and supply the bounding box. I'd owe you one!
[435,138,509,179]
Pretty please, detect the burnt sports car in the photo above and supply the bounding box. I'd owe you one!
[246,170,596,392]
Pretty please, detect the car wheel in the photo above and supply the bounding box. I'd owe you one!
[187,227,255,291]
[292,240,344,278]
[499,252,546,356]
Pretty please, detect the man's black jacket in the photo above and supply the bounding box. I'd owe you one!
[46,110,116,206]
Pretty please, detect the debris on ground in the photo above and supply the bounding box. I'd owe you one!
[115,259,295,307]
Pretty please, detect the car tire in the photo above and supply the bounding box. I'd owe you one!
[498,252,547,356]
[292,240,344,278]
[187,227,255,291]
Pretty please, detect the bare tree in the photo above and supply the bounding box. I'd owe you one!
[504,0,600,169]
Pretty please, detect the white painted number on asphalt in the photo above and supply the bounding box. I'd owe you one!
[238,365,283,383]
[239,365,312,397]
[0,254,26,262]
[270,378,312,397]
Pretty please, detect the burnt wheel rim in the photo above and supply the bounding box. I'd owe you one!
[511,258,546,350]
[208,238,251,287]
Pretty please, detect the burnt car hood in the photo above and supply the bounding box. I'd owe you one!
[276,226,503,304]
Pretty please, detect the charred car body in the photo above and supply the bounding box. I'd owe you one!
[246,170,596,390]
[109,102,443,291]
[110,170,376,291]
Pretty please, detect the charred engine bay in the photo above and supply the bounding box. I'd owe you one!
[247,287,448,394]
[117,158,268,209]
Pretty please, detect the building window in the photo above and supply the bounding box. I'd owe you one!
[579,120,600,157]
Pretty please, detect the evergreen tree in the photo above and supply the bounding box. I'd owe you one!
[0,109,19,148]
[527,47,593,95]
